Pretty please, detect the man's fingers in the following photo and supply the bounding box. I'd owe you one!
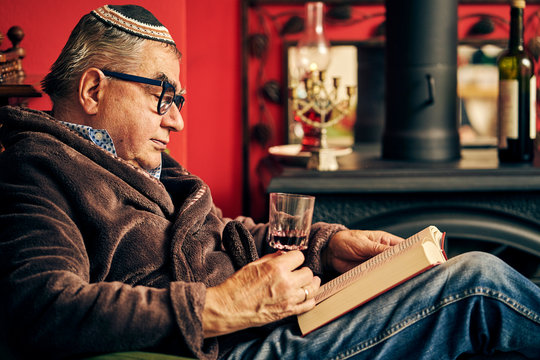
[371,241,391,255]
[263,250,306,270]
[376,231,404,246]
[297,275,321,303]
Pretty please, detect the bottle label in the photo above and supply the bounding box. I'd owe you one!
[498,79,518,148]
[498,77,537,148]
[530,76,537,140]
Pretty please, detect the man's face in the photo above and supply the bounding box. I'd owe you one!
[95,41,183,171]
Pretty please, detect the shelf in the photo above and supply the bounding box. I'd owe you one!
[268,145,540,194]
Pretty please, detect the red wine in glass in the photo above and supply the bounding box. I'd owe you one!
[269,229,309,251]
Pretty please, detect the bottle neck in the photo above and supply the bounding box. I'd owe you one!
[509,6,524,50]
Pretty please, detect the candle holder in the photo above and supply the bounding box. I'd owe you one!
[290,70,356,171]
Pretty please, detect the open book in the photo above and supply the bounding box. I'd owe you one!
[297,225,447,335]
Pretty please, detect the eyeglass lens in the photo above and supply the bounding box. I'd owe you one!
[159,85,175,115]
[159,84,184,115]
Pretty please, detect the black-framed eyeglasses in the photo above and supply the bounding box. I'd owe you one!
[102,70,185,115]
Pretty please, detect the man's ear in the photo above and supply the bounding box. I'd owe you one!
[78,68,106,115]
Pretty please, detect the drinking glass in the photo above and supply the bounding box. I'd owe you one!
[267,192,315,251]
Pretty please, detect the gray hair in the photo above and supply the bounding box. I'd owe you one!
[42,13,180,104]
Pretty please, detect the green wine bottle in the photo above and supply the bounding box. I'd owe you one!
[497,0,536,163]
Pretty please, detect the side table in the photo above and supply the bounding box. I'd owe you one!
[0,74,42,107]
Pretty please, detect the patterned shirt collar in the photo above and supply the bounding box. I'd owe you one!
[59,121,162,179]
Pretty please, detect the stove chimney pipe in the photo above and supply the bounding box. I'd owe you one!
[383,0,460,162]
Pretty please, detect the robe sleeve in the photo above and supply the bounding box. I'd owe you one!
[216,209,347,275]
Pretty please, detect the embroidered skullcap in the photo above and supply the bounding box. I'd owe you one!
[91,5,175,45]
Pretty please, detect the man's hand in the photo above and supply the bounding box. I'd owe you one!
[202,251,320,338]
[323,230,404,274]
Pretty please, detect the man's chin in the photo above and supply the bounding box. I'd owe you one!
[126,157,161,173]
[143,161,162,171]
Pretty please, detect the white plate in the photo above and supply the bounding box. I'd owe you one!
[268,144,352,165]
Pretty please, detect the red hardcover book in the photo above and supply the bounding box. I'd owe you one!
[297,226,447,335]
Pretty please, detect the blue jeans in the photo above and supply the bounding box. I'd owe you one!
[225,252,540,359]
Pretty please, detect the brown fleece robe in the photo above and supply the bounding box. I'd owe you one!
[0,106,346,360]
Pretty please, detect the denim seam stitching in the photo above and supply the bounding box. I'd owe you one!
[327,286,540,360]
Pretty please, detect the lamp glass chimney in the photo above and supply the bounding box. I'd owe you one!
[295,2,330,79]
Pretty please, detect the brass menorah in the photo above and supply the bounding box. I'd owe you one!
[290,69,356,171]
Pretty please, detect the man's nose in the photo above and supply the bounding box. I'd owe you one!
[163,103,184,132]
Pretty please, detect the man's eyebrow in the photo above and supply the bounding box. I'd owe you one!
[154,72,179,91]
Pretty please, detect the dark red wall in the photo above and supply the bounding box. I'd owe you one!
[185,0,243,218]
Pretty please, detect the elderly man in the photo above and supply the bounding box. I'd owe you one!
[0,5,539,360]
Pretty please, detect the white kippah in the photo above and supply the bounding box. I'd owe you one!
[91,5,175,45]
